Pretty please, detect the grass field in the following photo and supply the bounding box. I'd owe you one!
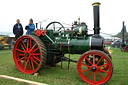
[0,46,128,85]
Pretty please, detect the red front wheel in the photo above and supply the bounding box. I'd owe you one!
[77,50,113,85]
[124,46,128,52]
[13,35,47,74]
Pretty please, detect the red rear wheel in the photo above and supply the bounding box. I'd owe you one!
[77,50,113,85]
[124,46,128,52]
[13,35,47,74]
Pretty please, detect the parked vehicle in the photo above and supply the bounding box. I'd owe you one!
[120,21,128,52]
[111,39,122,48]
[104,39,112,45]
[0,35,15,50]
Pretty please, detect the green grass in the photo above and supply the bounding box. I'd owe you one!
[0,46,128,85]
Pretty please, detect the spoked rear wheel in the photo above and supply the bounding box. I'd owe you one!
[124,46,128,52]
[77,50,113,85]
[13,35,47,74]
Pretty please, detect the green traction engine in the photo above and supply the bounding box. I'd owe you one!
[13,2,113,85]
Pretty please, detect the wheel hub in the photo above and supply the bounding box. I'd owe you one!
[25,53,29,57]
[91,66,97,72]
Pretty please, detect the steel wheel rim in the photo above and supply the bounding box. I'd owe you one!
[13,35,42,74]
[78,51,113,84]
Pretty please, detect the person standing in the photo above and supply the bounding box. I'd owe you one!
[13,19,23,40]
[25,19,35,34]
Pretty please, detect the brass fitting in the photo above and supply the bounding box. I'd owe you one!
[92,2,101,6]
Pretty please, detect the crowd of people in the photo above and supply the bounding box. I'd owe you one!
[13,19,35,40]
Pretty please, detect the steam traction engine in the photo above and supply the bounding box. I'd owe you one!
[13,2,113,85]
[120,21,128,52]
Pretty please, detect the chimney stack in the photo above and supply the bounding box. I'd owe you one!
[92,2,101,34]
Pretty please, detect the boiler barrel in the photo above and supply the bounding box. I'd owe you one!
[55,36,103,54]
[62,37,91,54]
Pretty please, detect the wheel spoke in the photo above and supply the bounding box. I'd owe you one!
[87,71,92,79]
[99,69,108,74]
[35,55,39,58]
[57,27,62,31]
[99,64,108,68]
[32,47,39,53]
[31,59,34,70]
[81,63,91,68]
[30,38,31,48]
[31,53,41,56]
[27,39,29,51]
[31,58,39,66]
[21,40,27,49]
[85,57,92,65]
[18,57,25,61]
[94,72,96,82]
[22,58,26,66]
[24,59,29,70]
[28,59,31,70]
[93,54,95,65]
[32,56,40,62]
[30,43,37,52]
[53,23,55,31]
[96,57,103,65]
[82,69,90,73]
[20,44,25,51]
[96,71,104,79]
[18,54,25,56]
[16,49,24,53]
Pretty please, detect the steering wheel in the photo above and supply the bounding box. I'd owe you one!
[46,22,65,31]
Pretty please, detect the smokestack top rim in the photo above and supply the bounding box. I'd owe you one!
[92,2,101,6]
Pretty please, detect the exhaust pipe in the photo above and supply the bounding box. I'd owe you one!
[122,21,125,43]
[92,2,101,34]
[121,21,125,48]
[91,2,104,50]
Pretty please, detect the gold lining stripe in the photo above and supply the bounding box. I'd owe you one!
[68,39,70,53]
[89,37,92,50]
[79,27,82,35]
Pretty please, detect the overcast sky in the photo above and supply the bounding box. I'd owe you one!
[0,0,128,35]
